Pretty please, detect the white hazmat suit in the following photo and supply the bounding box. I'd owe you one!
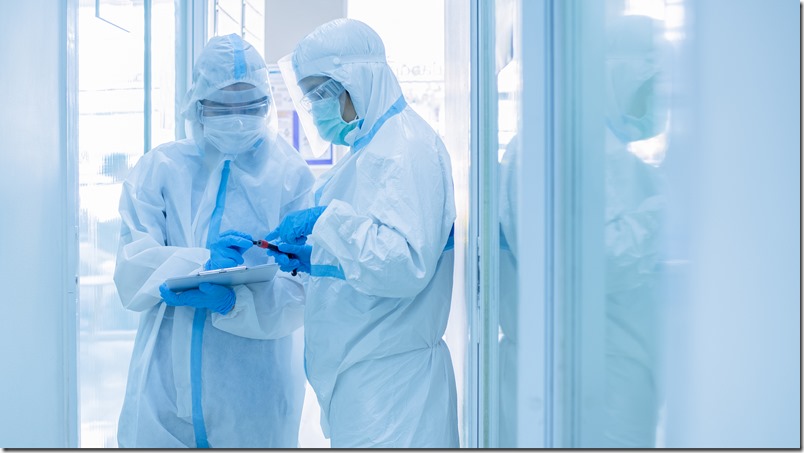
[114,34,314,448]
[602,15,667,448]
[287,19,459,448]
[498,135,519,447]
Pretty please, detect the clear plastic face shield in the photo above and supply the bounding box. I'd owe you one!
[197,82,270,122]
[197,82,273,155]
[197,97,270,123]
[277,54,340,157]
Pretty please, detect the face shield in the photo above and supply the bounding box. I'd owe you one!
[197,97,271,123]
[181,34,279,154]
[277,54,338,157]
[198,82,273,155]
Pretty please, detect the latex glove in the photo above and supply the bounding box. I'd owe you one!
[205,229,253,270]
[159,282,236,315]
[266,246,301,274]
[276,242,312,274]
[265,206,327,245]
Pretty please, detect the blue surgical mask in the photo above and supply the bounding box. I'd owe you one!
[310,97,359,146]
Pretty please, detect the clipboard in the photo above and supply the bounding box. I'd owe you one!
[164,263,279,292]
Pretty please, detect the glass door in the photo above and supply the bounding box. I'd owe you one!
[481,0,673,447]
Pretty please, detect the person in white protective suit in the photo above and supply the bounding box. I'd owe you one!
[497,134,519,448]
[601,14,667,448]
[266,19,459,448]
[113,33,314,448]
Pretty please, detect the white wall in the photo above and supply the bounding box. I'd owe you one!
[264,0,346,64]
[0,0,77,448]
[662,0,800,447]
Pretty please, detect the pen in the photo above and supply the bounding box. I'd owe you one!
[253,240,298,276]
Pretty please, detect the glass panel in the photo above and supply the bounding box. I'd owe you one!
[210,0,264,59]
[348,0,446,138]
[151,1,177,149]
[494,0,520,448]
[500,0,684,447]
[213,0,242,37]
[599,1,674,447]
[244,0,265,54]
[78,0,175,447]
[565,0,797,447]
[217,0,244,22]
[216,11,242,37]
[96,0,136,32]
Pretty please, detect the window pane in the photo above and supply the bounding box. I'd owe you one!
[78,0,175,447]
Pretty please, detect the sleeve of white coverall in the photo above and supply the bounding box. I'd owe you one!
[605,194,663,293]
[209,153,315,339]
[113,171,209,312]
[311,147,449,299]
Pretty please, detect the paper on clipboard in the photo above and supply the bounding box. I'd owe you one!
[164,263,279,292]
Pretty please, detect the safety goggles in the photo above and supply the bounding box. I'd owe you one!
[299,78,345,112]
[197,96,270,122]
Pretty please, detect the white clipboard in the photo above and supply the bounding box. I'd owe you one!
[164,263,279,292]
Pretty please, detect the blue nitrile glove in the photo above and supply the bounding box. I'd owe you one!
[276,242,312,274]
[159,282,236,315]
[205,230,254,270]
[266,246,302,274]
[265,206,327,245]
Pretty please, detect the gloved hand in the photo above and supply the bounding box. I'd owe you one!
[266,242,312,274]
[265,206,327,245]
[205,229,253,270]
[159,282,236,314]
[266,246,301,274]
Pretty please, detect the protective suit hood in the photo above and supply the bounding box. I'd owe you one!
[291,19,404,145]
[605,15,669,143]
[181,33,278,153]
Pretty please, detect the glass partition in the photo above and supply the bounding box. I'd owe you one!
[599,0,673,447]
[209,0,265,57]
[77,0,176,446]
[494,0,520,448]
[486,0,682,447]
[554,0,681,447]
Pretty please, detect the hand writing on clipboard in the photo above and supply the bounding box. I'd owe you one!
[253,239,299,276]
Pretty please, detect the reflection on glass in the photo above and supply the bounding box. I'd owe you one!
[495,0,519,447]
[498,134,519,447]
[601,9,669,448]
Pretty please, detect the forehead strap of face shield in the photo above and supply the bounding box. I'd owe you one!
[205,85,268,104]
